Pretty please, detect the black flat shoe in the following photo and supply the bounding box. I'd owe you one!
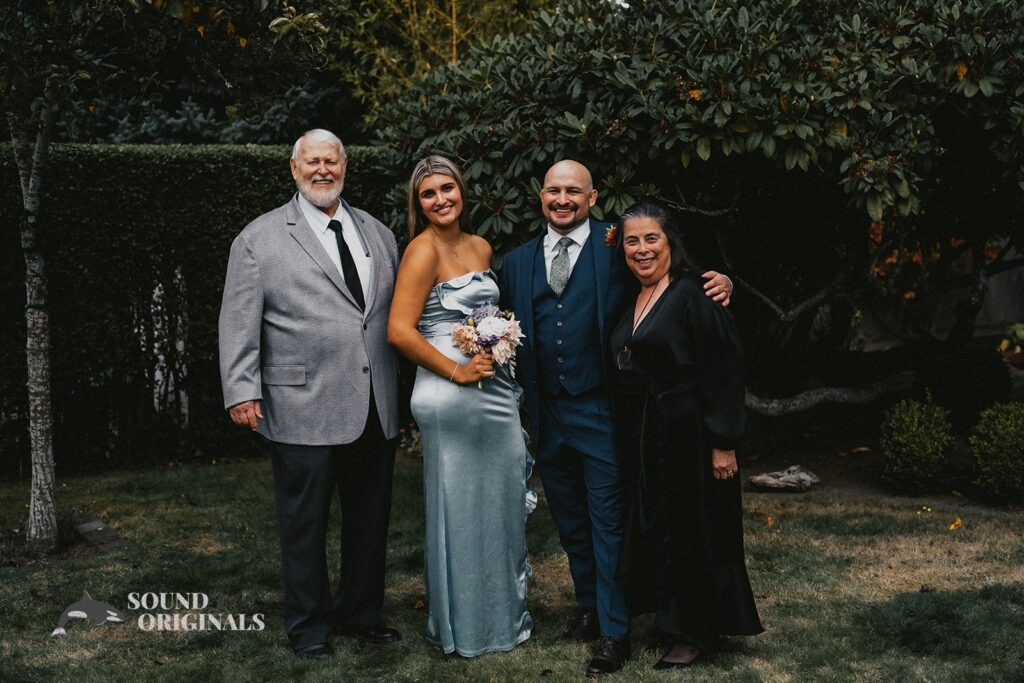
[585,636,630,677]
[652,647,701,669]
[563,608,600,642]
[335,623,402,645]
[294,642,332,660]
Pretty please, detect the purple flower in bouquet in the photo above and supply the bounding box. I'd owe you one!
[451,302,525,383]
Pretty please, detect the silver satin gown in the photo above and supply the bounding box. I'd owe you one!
[411,269,535,656]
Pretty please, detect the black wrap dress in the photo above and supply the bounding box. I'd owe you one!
[610,274,763,645]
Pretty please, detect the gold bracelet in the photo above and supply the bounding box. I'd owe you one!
[449,362,460,382]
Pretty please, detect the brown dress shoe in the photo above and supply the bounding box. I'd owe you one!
[585,636,630,677]
[563,608,600,642]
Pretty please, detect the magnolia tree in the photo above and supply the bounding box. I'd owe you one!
[371,0,1024,413]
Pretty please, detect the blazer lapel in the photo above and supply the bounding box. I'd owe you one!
[518,234,545,352]
[591,222,611,352]
[338,198,381,313]
[285,195,361,309]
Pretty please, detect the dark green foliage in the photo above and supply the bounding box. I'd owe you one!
[365,0,1024,400]
[880,398,954,493]
[0,144,391,478]
[372,0,1024,245]
[970,402,1024,503]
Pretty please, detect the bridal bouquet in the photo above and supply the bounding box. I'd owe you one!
[451,303,525,387]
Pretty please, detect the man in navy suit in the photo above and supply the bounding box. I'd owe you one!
[500,160,732,676]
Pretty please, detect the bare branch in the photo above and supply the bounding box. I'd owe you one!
[655,187,738,216]
[745,371,914,416]
[715,230,841,322]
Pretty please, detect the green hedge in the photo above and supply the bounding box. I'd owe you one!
[0,144,393,477]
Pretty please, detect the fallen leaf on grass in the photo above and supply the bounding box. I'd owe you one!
[765,516,775,527]
[948,517,963,531]
[413,600,425,610]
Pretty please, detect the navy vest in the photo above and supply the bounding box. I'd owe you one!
[532,235,604,397]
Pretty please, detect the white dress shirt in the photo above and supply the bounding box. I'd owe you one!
[544,219,591,284]
[297,193,371,304]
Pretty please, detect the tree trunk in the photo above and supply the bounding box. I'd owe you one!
[9,89,58,553]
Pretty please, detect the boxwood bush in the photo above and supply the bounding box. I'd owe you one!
[970,402,1024,504]
[880,397,955,493]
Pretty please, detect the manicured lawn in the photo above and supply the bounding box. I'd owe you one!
[1,455,1022,682]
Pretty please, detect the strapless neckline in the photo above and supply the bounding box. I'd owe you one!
[435,268,495,288]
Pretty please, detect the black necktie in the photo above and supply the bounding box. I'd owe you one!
[327,219,365,310]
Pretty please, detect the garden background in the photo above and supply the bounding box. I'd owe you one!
[2,1,1023,681]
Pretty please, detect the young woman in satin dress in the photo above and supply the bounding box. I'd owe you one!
[388,156,534,657]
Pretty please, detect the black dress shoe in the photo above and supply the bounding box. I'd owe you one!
[563,608,600,642]
[585,636,630,677]
[335,623,402,645]
[294,642,332,660]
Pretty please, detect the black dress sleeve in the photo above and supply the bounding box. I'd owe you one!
[682,283,746,450]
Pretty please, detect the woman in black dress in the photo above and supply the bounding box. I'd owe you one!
[609,201,762,669]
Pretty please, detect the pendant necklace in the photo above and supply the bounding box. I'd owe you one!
[632,275,668,332]
[430,227,463,256]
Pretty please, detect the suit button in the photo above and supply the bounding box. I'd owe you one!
[556,321,563,327]
[559,374,565,380]
[556,340,562,345]
[557,357,563,363]
[362,366,369,373]
[556,303,563,309]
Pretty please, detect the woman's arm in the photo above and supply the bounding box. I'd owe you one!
[387,240,493,385]
[685,285,746,451]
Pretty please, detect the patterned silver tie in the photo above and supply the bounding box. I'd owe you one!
[549,236,573,296]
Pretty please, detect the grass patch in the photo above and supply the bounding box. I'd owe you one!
[2,458,1023,681]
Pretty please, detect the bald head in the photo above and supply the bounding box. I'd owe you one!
[540,160,598,234]
[544,160,593,191]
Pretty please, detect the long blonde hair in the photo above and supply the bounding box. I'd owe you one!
[406,155,472,240]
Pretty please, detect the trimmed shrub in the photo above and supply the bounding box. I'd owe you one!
[0,144,392,478]
[880,398,954,493]
[970,402,1024,504]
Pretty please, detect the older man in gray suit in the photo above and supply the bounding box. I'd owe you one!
[219,129,401,659]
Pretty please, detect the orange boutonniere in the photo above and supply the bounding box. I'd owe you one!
[604,224,618,247]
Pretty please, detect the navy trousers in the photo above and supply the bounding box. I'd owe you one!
[536,387,629,639]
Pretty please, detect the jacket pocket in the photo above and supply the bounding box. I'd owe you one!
[262,364,306,386]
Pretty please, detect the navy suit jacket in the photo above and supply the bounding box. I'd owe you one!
[499,221,629,441]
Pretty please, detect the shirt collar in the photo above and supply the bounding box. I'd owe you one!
[545,219,591,251]
[297,193,341,234]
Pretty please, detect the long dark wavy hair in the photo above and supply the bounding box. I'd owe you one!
[406,155,472,240]
[615,200,699,279]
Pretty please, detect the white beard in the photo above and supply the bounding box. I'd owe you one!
[296,178,342,209]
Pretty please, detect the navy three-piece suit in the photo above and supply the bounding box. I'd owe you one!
[500,221,630,639]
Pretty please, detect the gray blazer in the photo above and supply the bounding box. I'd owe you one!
[218,194,400,445]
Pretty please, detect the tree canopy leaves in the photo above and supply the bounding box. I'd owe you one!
[371,0,1024,244]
